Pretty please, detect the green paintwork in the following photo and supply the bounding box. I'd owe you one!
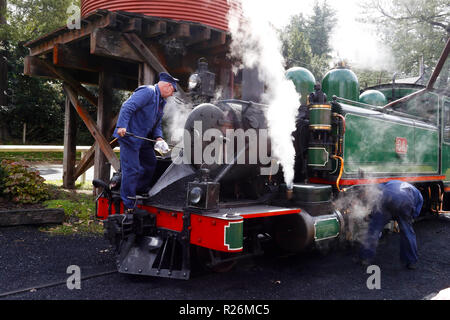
[441,143,450,182]
[314,217,340,240]
[442,99,450,183]
[359,90,387,107]
[309,106,331,129]
[322,68,360,102]
[343,112,439,175]
[286,67,316,105]
[308,147,330,168]
[224,221,243,250]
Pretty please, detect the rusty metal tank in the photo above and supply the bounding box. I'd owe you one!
[81,0,241,31]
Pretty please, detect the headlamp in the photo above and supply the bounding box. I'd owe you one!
[188,73,201,90]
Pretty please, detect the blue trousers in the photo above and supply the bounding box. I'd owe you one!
[119,138,156,209]
[359,208,418,265]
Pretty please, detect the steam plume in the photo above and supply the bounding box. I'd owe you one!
[228,0,300,188]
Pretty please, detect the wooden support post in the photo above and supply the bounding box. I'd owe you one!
[63,96,77,189]
[74,118,119,180]
[64,84,120,171]
[94,71,113,191]
[139,63,155,86]
[80,151,86,184]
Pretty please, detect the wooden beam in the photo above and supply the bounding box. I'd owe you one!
[53,43,138,81]
[174,23,191,38]
[64,84,120,171]
[53,43,101,72]
[122,32,187,98]
[139,63,156,86]
[186,27,211,46]
[94,71,113,190]
[123,33,165,73]
[0,209,65,226]
[25,11,117,56]
[123,17,142,33]
[90,28,143,63]
[25,54,138,91]
[74,137,118,181]
[74,114,119,180]
[196,30,227,50]
[143,21,166,38]
[63,96,77,189]
[24,56,58,79]
[40,58,98,107]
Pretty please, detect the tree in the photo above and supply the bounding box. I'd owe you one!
[0,0,9,141]
[0,0,102,144]
[361,0,449,77]
[281,1,337,80]
[6,0,79,43]
[281,14,314,69]
[306,1,337,59]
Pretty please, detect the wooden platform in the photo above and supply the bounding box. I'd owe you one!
[23,9,234,191]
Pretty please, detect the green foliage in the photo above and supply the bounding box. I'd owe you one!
[353,68,393,89]
[0,0,117,145]
[361,0,449,77]
[43,191,102,235]
[281,1,337,80]
[3,0,80,43]
[0,159,50,203]
[4,43,66,143]
[0,162,7,194]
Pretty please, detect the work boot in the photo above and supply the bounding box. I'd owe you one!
[406,262,417,270]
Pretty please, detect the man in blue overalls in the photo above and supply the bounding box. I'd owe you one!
[113,72,178,213]
[359,180,424,269]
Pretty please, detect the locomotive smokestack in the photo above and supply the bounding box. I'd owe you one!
[286,185,294,200]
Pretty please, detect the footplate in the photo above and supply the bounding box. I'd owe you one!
[117,215,191,280]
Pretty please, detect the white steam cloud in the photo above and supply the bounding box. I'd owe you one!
[228,0,300,188]
[163,96,192,144]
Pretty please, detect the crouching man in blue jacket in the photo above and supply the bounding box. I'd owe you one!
[359,180,424,270]
[113,72,178,213]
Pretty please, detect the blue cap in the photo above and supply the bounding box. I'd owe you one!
[159,72,179,91]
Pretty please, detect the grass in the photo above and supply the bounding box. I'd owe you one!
[45,179,93,191]
[0,151,120,163]
[39,182,104,236]
[0,151,82,162]
[0,151,114,236]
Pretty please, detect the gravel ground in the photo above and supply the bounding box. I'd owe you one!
[0,217,449,301]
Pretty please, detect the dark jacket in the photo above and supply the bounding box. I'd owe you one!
[379,180,423,218]
[113,85,165,142]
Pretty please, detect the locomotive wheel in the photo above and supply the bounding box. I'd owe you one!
[194,246,238,273]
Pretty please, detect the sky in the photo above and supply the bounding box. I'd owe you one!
[261,0,396,71]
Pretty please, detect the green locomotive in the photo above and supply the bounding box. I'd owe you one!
[96,39,449,279]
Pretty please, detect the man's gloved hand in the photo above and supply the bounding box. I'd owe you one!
[154,139,170,154]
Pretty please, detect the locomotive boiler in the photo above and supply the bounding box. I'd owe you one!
[95,39,450,279]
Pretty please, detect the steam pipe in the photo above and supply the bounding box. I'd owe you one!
[333,113,346,134]
[332,155,344,192]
